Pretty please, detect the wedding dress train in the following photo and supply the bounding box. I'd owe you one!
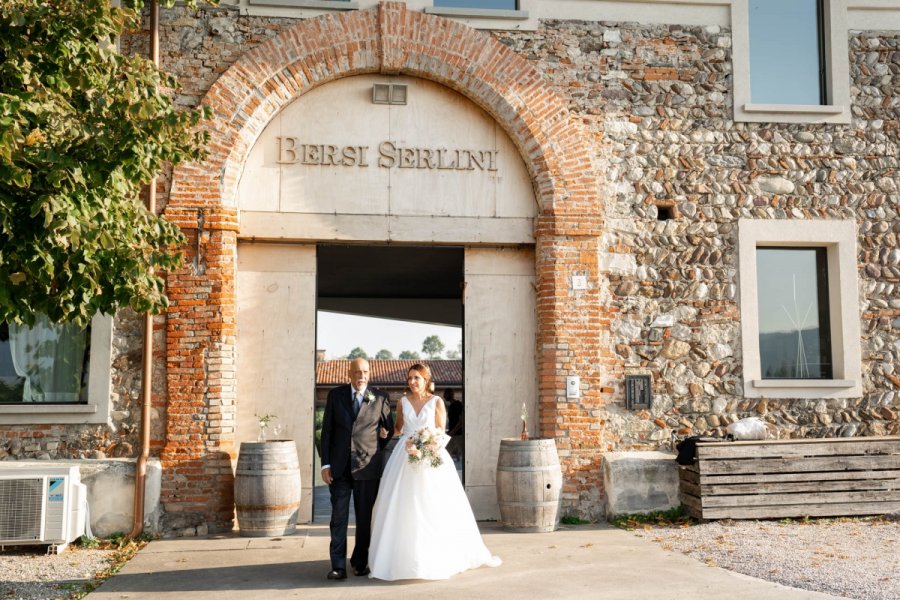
[368,395,502,580]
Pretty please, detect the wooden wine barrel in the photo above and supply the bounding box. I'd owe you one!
[234,441,302,537]
[496,438,562,532]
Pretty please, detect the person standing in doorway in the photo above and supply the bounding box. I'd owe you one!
[321,357,393,580]
[444,388,464,463]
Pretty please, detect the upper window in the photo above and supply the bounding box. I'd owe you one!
[738,219,861,399]
[749,0,824,105]
[434,0,516,8]
[732,0,849,123]
[756,247,832,380]
[425,0,527,19]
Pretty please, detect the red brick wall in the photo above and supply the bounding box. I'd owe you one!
[164,2,604,529]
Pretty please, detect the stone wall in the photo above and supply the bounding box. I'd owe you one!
[2,4,896,526]
[498,21,898,515]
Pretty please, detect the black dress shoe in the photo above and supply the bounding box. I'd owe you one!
[327,568,347,580]
[353,566,370,576]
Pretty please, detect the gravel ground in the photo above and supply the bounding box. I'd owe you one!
[635,518,900,600]
[2,519,898,599]
[0,546,117,600]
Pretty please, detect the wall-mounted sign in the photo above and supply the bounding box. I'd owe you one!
[625,374,652,410]
[276,137,499,172]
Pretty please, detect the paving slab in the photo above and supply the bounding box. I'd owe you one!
[90,523,844,599]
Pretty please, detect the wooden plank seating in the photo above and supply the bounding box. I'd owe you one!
[679,436,900,520]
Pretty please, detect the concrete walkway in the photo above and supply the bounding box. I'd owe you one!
[90,523,845,599]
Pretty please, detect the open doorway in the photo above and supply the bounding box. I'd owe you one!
[313,244,465,522]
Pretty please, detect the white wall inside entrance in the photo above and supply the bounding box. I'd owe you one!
[464,247,537,520]
[236,75,536,244]
[236,243,317,523]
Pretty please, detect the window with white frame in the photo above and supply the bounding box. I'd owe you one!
[738,219,861,399]
[434,0,517,8]
[0,315,89,404]
[0,314,113,424]
[425,0,527,19]
[756,247,832,380]
[749,0,825,105]
[732,0,850,123]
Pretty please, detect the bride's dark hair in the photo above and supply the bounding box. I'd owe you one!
[408,363,435,394]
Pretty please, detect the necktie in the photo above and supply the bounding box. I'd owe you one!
[354,392,362,417]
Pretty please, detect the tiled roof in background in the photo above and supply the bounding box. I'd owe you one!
[316,359,462,386]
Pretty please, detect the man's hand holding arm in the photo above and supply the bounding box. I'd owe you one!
[377,392,394,449]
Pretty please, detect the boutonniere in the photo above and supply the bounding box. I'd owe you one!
[365,390,376,404]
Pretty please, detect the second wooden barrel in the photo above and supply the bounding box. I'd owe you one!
[234,441,302,537]
[496,438,562,532]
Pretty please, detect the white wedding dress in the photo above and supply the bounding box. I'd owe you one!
[368,395,502,580]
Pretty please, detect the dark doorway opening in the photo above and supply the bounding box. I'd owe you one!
[313,244,465,522]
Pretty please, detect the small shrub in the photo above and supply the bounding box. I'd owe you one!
[610,506,694,530]
[561,515,591,525]
[78,535,99,549]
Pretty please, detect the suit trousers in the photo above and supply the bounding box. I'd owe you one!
[329,466,380,571]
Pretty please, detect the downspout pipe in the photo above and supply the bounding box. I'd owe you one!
[129,0,159,540]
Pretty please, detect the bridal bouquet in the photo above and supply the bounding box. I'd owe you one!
[405,427,448,469]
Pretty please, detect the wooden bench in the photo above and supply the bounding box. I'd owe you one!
[679,436,900,520]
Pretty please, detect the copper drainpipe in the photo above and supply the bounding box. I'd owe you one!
[129,0,159,539]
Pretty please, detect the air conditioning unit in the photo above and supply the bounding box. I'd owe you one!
[0,463,87,553]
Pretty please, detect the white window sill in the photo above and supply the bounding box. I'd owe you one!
[0,403,98,414]
[752,379,856,389]
[247,0,359,9]
[0,403,106,425]
[743,103,846,116]
[423,6,529,20]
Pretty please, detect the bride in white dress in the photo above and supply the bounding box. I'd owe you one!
[368,363,501,580]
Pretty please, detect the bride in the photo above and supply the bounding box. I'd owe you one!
[368,363,501,580]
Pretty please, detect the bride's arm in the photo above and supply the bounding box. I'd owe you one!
[394,401,404,436]
[435,398,447,430]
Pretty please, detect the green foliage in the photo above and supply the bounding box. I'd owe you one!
[78,535,100,549]
[610,506,694,531]
[398,350,420,360]
[347,347,368,359]
[375,348,394,360]
[421,335,445,359]
[560,515,592,525]
[70,533,150,598]
[0,0,212,327]
[314,407,323,457]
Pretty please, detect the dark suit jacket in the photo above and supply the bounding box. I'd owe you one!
[321,384,394,481]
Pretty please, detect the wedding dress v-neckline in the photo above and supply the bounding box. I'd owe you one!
[406,395,434,419]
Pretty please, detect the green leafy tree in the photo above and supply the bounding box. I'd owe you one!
[421,335,445,359]
[399,350,420,360]
[375,349,394,360]
[348,347,368,359]
[445,340,462,359]
[0,0,212,326]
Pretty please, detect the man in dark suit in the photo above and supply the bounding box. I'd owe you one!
[320,357,393,580]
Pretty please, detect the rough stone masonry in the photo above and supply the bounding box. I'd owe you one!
[2,4,897,532]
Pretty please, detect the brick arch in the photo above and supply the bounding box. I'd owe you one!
[163,2,605,531]
[168,2,595,214]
